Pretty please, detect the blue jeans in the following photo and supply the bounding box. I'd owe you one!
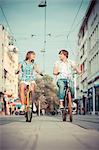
[57,79,74,101]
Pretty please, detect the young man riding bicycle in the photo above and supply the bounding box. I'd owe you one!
[53,49,81,109]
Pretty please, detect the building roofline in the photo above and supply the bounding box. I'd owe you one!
[78,0,96,35]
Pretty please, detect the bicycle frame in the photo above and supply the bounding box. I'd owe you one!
[25,81,33,122]
[26,83,32,109]
[62,83,73,122]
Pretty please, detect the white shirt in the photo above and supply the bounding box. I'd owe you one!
[54,59,75,80]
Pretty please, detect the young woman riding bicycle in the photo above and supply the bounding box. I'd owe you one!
[53,49,81,111]
[16,51,43,112]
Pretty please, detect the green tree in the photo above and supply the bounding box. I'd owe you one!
[35,74,59,113]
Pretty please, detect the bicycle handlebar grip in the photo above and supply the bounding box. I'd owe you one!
[40,73,44,76]
[15,70,20,74]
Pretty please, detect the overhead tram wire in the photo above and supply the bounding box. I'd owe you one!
[0,6,13,35]
[0,6,19,48]
[67,0,84,39]
[0,0,36,5]
[65,17,85,56]
[45,0,84,41]
[66,0,84,57]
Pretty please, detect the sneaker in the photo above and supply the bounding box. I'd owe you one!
[59,104,64,109]
[59,101,64,109]
[20,105,25,111]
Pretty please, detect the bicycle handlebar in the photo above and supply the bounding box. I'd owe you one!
[39,73,44,76]
[15,70,20,74]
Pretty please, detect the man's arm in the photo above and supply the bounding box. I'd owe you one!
[71,62,82,75]
[53,66,59,75]
[53,65,60,75]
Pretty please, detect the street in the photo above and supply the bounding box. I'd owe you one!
[0,115,99,150]
[0,1,99,149]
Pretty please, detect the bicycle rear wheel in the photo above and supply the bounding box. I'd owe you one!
[62,109,67,121]
[26,91,33,122]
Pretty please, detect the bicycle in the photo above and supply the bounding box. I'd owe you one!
[15,70,44,122]
[24,81,34,122]
[15,70,33,122]
[61,80,73,122]
[25,75,44,122]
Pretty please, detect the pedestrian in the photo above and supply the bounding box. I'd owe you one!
[0,92,4,115]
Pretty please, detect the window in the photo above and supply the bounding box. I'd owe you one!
[89,25,99,50]
[2,25,4,30]
[89,60,92,74]
[97,52,99,68]
[84,59,87,72]
[80,44,85,59]
[4,69,7,79]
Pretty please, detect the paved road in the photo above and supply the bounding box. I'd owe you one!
[73,114,99,131]
[57,114,99,131]
[0,115,99,150]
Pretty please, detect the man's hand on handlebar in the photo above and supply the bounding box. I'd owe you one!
[40,73,44,76]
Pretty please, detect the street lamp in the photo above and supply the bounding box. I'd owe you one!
[38,0,47,7]
[38,0,47,73]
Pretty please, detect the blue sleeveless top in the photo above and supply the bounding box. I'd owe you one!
[19,60,36,81]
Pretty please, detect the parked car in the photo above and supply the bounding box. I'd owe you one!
[72,107,77,115]
[72,102,77,115]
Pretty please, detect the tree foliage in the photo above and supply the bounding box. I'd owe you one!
[35,74,59,112]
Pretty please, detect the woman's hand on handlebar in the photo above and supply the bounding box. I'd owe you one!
[15,69,20,74]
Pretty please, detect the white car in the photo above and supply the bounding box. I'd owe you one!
[72,102,77,115]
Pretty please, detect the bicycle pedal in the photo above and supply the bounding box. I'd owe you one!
[60,108,64,110]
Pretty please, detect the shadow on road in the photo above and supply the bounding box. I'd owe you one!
[0,115,62,125]
[0,116,26,125]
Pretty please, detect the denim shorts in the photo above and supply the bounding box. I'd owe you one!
[57,79,74,100]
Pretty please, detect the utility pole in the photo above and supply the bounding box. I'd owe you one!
[38,0,47,73]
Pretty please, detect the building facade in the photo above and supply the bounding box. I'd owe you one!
[0,24,19,99]
[77,0,99,114]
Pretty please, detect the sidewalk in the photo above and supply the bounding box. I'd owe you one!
[73,114,99,131]
[74,114,99,122]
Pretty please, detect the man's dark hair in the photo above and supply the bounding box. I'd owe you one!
[59,49,69,58]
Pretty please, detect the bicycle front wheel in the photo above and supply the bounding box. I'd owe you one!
[26,91,33,122]
[26,107,32,122]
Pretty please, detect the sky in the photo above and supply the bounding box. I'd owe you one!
[0,0,90,76]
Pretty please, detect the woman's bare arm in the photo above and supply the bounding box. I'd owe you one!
[15,63,22,74]
[34,64,43,76]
